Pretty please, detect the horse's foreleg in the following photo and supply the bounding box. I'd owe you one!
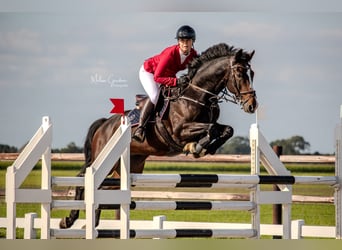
[178,122,212,156]
[180,123,234,157]
[205,124,234,155]
[176,122,211,139]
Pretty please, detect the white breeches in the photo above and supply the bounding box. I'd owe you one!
[139,65,160,105]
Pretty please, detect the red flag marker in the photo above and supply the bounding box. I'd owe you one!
[110,98,124,115]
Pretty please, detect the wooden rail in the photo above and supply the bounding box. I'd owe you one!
[0,153,335,164]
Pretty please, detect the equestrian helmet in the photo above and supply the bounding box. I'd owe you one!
[176,25,196,41]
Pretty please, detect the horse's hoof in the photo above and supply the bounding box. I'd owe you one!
[59,218,68,229]
[198,149,207,157]
[193,149,206,158]
[59,217,73,229]
[183,142,196,154]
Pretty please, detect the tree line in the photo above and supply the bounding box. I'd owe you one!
[0,135,324,155]
[216,135,312,155]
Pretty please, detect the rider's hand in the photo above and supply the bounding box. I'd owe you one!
[177,75,189,88]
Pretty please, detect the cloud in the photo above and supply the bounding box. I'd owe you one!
[0,29,43,86]
[0,29,42,54]
[0,24,94,87]
[222,21,282,42]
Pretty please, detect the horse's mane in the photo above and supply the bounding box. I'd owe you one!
[187,43,238,79]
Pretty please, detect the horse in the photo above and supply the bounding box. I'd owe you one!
[59,43,258,229]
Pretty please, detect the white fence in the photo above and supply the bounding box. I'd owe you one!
[6,116,52,239]
[3,106,342,239]
[0,216,335,239]
[5,116,131,239]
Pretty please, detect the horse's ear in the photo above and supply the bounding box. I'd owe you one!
[249,50,255,60]
[236,49,243,59]
[233,49,243,63]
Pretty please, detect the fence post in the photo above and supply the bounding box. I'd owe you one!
[120,117,131,239]
[153,215,166,229]
[85,166,96,239]
[6,166,16,239]
[24,213,37,239]
[40,116,51,239]
[250,123,260,239]
[291,219,304,239]
[272,145,283,239]
[250,123,292,239]
[153,215,166,239]
[336,105,342,239]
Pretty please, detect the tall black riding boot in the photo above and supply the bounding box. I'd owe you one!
[132,99,154,142]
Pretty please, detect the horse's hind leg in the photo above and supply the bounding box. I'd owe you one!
[95,209,101,227]
[59,192,102,229]
[59,186,84,229]
[59,166,87,229]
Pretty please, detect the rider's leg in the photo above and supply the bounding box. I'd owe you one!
[132,99,155,142]
[133,65,159,142]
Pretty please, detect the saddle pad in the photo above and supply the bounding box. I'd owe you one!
[127,108,140,126]
[127,98,170,127]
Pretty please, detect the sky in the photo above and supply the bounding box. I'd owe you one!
[0,1,342,154]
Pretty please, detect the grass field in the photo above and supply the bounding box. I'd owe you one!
[0,160,336,238]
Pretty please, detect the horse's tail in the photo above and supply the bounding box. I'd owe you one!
[83,117,108,167]
[77,117,108,177]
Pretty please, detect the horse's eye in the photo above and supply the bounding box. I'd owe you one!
[236,72,243,78]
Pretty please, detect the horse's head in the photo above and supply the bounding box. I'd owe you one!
[226,49,258,113]
[185,43,258,114]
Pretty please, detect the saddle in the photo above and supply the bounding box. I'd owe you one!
[127,86,179,127]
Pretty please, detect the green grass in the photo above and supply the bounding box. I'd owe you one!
[0,160,337,238]
[144,161,335,174]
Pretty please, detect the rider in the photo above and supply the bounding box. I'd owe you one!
[132,25,198,142]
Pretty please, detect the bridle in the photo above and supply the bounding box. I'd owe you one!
[179,60,256,110]
[224,61,256,107]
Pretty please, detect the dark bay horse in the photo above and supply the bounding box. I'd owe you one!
[59,43,258,229]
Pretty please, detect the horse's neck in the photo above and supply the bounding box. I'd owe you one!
[188,74,227,98]
[190,59,229,95]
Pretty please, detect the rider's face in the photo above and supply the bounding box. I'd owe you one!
[178,38,193,55]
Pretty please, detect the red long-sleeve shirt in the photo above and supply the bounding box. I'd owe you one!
[143,45,197,87]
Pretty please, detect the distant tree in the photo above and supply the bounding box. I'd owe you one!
[270,135,310,155]
[52,142,83,153]
[217,136,250,154]
[217,135,311,155]
[0,144,18,153]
